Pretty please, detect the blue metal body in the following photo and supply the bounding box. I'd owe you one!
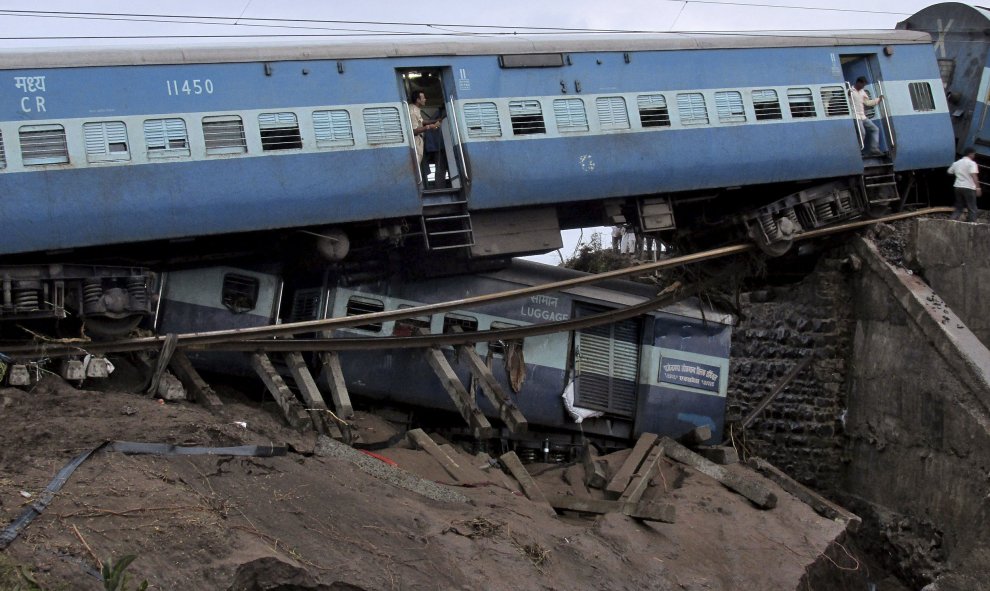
[0,32,954,258]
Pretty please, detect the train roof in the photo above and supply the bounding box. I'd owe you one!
[486,260,735,326]
[898,3,990,33]
[0,29,933,69]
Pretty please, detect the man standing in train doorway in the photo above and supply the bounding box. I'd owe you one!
[849,76,884,157]
[948,147,981,222]
[408,90,440,165]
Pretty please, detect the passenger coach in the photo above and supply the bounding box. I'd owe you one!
[0,30,954,333]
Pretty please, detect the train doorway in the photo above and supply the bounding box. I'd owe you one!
[398,68,474,251]
[841,55,895,156]
[398,68,464,191]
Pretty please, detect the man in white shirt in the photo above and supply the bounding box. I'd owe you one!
[408,91,440,165]
[947,147,982,222]
[849,76,884,157]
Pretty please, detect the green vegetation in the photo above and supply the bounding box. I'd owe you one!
[101,556,147,591]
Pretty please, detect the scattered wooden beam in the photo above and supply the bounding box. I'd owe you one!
[546,495,676,524]
[422,344,494,439]
[319,352,354,419]
[695,445,739,465]
[605,432,658,500]
[146,333,178,395]
[407,429,467,482]
[618,442,666,505]
[168,350,223,411]
[452,328,527,434]
[661,437,777,510]
[250,352,310,430]
[582,443,609,490]
[679,425,713,446]
[749,457,861,532]
[499,451,556,517]
[284,351,342,437]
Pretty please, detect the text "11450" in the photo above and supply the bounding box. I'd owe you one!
[166,79,215,96]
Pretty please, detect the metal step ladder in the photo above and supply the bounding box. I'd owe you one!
[421,187,474,251]
[862,160,899,207]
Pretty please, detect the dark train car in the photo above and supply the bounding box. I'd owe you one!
[0,29,954,332]
[899,3,990,168]
[157,260,734,448]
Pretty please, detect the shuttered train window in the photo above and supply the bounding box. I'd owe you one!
[508,100,546,135]
[289,288,323,322]
[203,116,247,155]
[820,86,849,117]
[0,131,5,169]
[144,118,189,158]
[574,306,641,418]
[84,121,129,162]
[488,321,521,356]
[363,107,403,144]
[637,94,670,128]
[393,304,431,337]
[752,89,782,120]
[596,97,630,130]
[19,124,69,165]
[714,91,746,123]
[313,110,354,148]
[676,93,709,126]
[553,98,589,132]
[259,112,302,151]
[463,102,501,138]
[346,296,384,332]
[787,88,817,118]
[909,82,936,112]
[221,274,259,313]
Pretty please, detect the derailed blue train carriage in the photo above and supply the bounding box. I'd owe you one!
[0,28,954,334]
[292,261,734,445]
[158,261,734,446]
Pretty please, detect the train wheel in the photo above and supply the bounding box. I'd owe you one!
[83,315,143,340]
[749,216,796,257]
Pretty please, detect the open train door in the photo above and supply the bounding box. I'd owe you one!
[398,68,474,251]
[841,54,896,156]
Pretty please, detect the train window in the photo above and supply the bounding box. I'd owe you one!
[488,321,521,355]
[714,91,746,123]
[288,288,323,322]
[144,118,190,158]
[259,112,302,151]
[346,296,384,332]
[553,98,589,133]
[463,102,502,138]
[508,100,547,135]
[363,107,404,144]
[786,88,817,118]
[313,110,354,148]
[637,94,671,128]
[596,97,630,130]
[19,124,69,166]
[394,304,431,337]
[83,121,130,162]
[443,314,478,334]
[203,116,247,155]
[752,90,782,120]
[676,93,709,126]
[221,273,259,313]
[820,86,850,117]
[909,82,936,112]
[0,132,5,169]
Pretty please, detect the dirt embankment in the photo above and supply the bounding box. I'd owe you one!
[1,376,867,590]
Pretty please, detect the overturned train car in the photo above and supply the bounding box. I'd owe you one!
[158,261,734,447]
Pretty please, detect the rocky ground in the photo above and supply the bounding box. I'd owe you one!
[0,370,881,591]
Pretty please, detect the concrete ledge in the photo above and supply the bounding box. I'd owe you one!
[853,236,990,424]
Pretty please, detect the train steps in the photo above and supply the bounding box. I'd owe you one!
[862,161,899,206]
[421,196,475,251]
